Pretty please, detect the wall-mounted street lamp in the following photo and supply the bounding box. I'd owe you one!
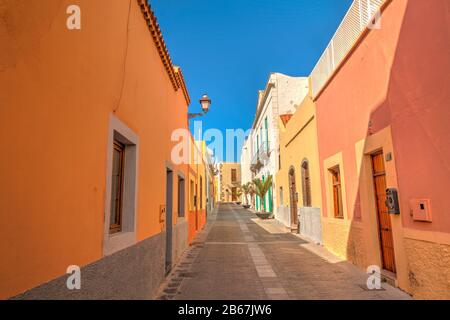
[188,94,212,120]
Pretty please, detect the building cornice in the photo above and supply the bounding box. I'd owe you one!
[252,82,275,130]
[137,0,191,105]
[174,66,191,105]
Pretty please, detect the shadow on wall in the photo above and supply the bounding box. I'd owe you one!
[343,0,450,299]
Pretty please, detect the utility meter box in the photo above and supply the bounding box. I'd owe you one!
[410,199,432,222]
[385,188,400,215]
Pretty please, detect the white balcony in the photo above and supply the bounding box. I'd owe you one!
[250,143,271,173]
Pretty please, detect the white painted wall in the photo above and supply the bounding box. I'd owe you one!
[240,136,253,205]
[240,136,253,185]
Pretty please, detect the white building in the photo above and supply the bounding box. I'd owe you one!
[243,73,309,219]
[240,135,253,205]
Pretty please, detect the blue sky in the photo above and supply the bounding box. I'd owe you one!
[151,0,353,161]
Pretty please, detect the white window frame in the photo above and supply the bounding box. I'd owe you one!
[103,114,139,256]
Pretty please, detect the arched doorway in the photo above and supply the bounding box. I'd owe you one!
[288,166,298,229]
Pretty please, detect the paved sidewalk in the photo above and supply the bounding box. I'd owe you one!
[156,203,411,300]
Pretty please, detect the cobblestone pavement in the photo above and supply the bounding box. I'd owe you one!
[156,203,411,300]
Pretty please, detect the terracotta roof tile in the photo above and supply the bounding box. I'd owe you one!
[137,0,190,105]
[280,114,293,126]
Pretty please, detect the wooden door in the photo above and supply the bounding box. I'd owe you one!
[372,152,396,273]
[232,187,237,201]
[288,168,298,227]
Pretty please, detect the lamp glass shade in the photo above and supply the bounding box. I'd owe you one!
[200,94,211,113]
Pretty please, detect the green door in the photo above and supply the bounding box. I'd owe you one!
[262,175,267,211]
[268,185,273,213]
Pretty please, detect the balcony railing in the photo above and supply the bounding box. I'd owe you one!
[310,0,386,97]
[250,143,270,172]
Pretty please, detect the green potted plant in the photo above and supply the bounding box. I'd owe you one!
[235,188,243,205]
[248,183,256,209]
[253,175,273,219]
[241,182,253,209]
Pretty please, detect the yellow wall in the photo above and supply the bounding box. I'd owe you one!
[276,94,322,211]
[187,139,209,243]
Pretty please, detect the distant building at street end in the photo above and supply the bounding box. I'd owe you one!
[218,163,242,202]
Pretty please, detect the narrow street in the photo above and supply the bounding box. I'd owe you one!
[157,203,410,300]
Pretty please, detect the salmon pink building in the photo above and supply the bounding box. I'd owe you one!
[0,0,193,299]
[313,0,450,298]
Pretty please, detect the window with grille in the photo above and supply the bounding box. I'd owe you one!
[231,169,237,182]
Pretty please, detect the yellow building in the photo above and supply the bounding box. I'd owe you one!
[219,163,241,202]
[214,174,220,203]
[276,88,323,243]
[187,140,216,243]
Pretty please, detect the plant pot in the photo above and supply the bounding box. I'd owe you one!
[256,212,271,220]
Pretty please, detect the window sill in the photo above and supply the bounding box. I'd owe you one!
[103,231,136,256]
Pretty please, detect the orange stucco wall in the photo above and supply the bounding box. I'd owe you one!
[188,209,207,244]
[0,0,189,299]
[315,0,450,296]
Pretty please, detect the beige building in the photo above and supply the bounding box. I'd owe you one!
[219,163,241,202]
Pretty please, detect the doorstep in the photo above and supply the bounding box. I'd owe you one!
[381,269,397,287]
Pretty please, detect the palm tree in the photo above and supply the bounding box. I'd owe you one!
[252,175,273,212]
[241,182,252,205]
[236,188,243,203]
[248,183,256,208]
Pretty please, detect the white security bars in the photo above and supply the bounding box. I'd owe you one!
[310,0,385,98]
